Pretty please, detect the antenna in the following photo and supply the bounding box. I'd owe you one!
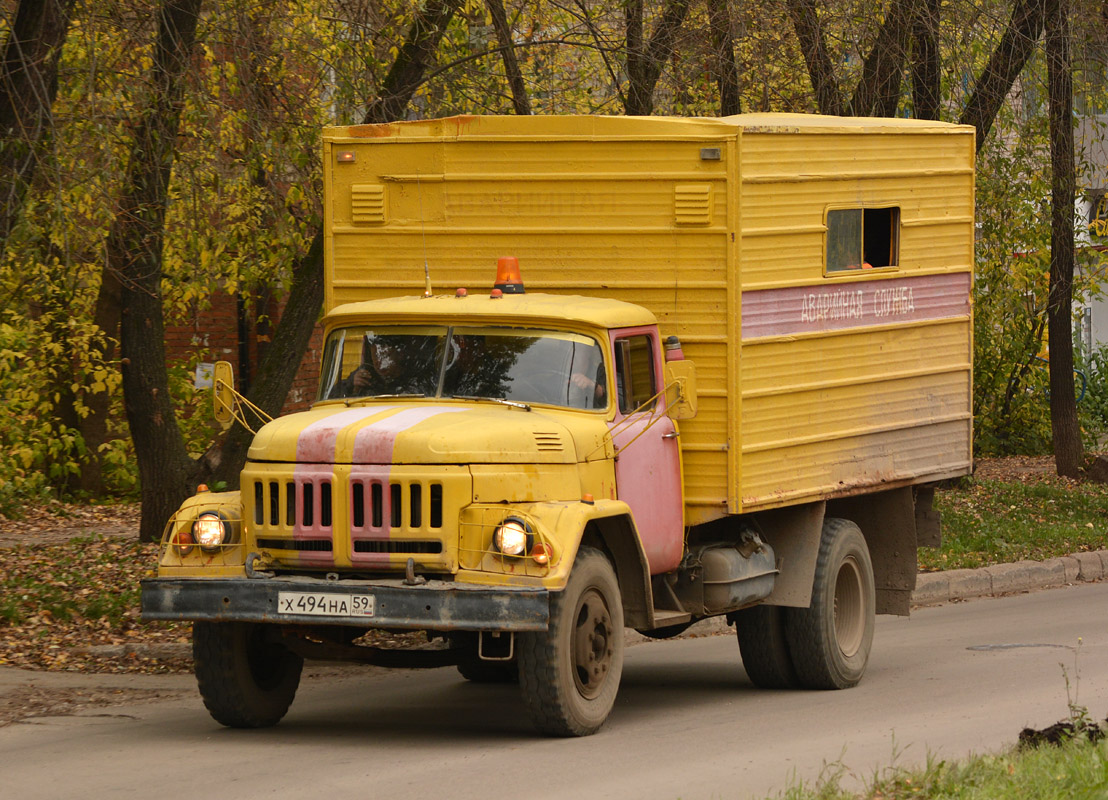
[417,173,432,297]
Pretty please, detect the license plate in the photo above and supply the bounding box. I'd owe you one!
[277,591,375,618]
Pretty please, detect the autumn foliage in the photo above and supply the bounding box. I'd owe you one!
[1,0,1107,528]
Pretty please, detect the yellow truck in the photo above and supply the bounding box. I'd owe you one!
[142,114,974,737]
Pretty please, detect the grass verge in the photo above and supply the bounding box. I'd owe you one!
[926,469,1108,571]
[773,736,1108,799]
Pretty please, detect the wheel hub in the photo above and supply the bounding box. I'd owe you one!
[572,588,614,699]
[833,555,865,658]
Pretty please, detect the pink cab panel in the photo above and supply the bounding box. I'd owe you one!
[607,326,684,574]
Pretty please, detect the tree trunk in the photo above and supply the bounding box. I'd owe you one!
[0,0,76,253]
[786,0,843,116]
[708,0,741,115]
[204,233,324,489]
[623,0,692,116]
[847,0,918,117]
[959,0,1053,152]
[1046,0,1082,477]
[200,1,463,495]
[910,0,940,120]
[110,0,203,541]
[487,0,530,115]
[364,0,462,125]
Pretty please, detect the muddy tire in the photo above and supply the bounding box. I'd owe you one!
[785,518,875,689]
[733,604,798,689]
[193,621,303,728]
[517,546,624,736]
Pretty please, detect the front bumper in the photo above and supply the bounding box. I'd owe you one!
[141,576,549,632]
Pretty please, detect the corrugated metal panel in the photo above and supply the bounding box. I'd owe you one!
[741,319,970,393]
[328,231,726,308]
[739,132,974,181]
[740,419,971,508]
[742,372,970,450]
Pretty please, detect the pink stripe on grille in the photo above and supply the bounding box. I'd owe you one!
[291,464,336,565]
[741,272,970,339]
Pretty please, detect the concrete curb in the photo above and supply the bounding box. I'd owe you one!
[912,549,1107,606]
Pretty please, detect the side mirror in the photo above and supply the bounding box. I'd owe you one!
[663,361,697,420]
[213,361,235,429]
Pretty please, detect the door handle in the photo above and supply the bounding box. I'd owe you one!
[662,431,679,439]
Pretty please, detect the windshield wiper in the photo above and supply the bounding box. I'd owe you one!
[452,395,531,411]
[344,393,426,406]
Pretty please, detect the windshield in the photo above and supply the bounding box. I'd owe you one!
[318,325,608,410]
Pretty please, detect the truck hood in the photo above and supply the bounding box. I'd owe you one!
[247,403,583,465]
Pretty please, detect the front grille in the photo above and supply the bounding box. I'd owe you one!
[349,479,443,531]
[243,464,470,572]
[352,540,443,554]
[256,538,334,552]
[253,479,333,528]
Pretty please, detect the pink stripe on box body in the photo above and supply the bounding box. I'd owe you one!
[741,272,971,339]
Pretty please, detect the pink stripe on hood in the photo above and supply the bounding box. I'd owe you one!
[351,406,468,464]
[296,406,397,463]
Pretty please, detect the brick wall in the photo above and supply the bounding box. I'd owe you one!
[165,291,322,416]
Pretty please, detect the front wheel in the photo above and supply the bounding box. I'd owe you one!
[517,546,624,736]
[785,518,875,689]
[193,621,303,728]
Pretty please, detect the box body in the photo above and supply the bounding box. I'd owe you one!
[323,114,973,525]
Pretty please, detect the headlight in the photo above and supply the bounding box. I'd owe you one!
[493,517,532,557]
[192,512,230,551]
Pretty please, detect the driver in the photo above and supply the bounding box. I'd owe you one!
[570,359,607,409]
[330,335,411,398]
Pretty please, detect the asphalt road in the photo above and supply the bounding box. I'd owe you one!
[3,583,1107,800]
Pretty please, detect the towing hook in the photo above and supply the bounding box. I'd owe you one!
[404,557,427,586]
[244,552,274,579]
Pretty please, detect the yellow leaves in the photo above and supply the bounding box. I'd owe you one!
[285,183,304,207]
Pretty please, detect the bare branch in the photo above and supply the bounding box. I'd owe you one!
[787,0,844,116]
[959,0,1053,151]
[847,0,918,117]
[487,0,530,114]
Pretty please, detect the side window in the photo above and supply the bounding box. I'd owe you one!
[826,207,900,272]
[614,335,656,415]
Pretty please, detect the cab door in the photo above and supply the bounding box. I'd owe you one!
[607,327,684,574]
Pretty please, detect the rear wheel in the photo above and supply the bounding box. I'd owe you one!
[785,518,875,689]
[517,547,624,736]
[733,604,797,689]
[193,621,303,728]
